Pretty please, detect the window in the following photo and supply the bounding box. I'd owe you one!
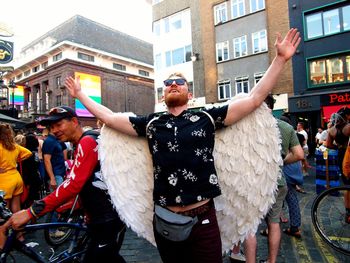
[233,36,247,58]
[216,41,229,62]
[305,4,350,39]
[164,12,183,34]
[164,17,170,33]
[309,60,326,85]
[214,2,228,24]
[24,70,30,77]
[139,70,150,77]
[56,95,62,106]
[16,74,22,80]
[53,52,62,62]
[185,45,192,62]
[343,5,350,31]
[250,0,265,13]
[254,72,265,85]
[113,63,126,71]
[78,52,94,62]
[308,53,350,86]
[153,21,161,36]
[252,30,267,54]
[235,76,249,94]
[32,65,40,73]
[56,76,62,88]
[323,9,340,35]
[172,47,184,65]
[170,13,182,31]
[41,62,48,69]
[232,0,245,19]
[45,91,49,111]
[326,57,343,83]
[218,80,231,100]
[306,13,323,38]
[164,45,192,67]
[157,87,163,103]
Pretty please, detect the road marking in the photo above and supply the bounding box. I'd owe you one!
[312,224,339,262]
[313,230,340,262]
[291,237,312,263]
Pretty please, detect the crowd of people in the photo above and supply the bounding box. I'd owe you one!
[0,27,348,263]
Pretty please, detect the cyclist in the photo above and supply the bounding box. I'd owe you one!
[4,106,126,263]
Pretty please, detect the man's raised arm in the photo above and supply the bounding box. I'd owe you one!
[224,28,301,126]
[65,76,138,136]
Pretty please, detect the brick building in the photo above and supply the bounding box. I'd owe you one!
[4,15,154,127]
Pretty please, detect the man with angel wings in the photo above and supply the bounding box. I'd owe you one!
[63,28,300,263]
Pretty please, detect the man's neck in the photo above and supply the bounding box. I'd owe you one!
[167,104,188,116]
[71,129,84,146]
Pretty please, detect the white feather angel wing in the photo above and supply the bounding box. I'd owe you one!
[214,95,282,251]
[98,114,155,245]
[99,97,282,252]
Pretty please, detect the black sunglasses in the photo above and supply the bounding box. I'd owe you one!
[163,78,186,87]
[49,107,73,117]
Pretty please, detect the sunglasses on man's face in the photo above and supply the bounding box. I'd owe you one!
[163,78,186,87]
[49,107,72,116]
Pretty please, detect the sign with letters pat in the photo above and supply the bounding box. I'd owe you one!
[0,39,13,64]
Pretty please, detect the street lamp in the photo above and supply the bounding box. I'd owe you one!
[8,79,16,117]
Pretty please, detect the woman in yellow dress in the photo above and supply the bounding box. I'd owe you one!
[0,124,31,213]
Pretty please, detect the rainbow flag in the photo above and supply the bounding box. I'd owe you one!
[74,72,101,117]
[9,85,24,105]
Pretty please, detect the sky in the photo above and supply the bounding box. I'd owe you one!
[0,0,153,58]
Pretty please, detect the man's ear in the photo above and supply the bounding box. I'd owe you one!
[161,95,165,102]
[72,117,79,126]
[188,92,193,100]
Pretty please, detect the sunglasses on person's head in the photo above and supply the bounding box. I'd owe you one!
[49,107,73,117]
[163,78,187,87]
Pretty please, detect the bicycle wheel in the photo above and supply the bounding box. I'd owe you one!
[311,186,350,256]
[44,210,83,246]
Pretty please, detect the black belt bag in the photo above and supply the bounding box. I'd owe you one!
[154,205,198,242]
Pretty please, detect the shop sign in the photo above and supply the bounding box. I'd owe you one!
[322,91,350,106]
[289,96,320,113]
[0,39,13,64]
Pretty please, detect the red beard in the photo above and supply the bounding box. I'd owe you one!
[164,92,189,107]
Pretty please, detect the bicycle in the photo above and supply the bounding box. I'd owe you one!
[311,185,350,256]
[0,191,88,263]
[44,195,84,246]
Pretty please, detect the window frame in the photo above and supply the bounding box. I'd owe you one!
[235,76,250,94]
[214,2,228,25]
[252,30,267,54]
[216,41,230,62]
[233,35,247,58]
[139,69,150,77]
[77,52,95,62]
[305,4,350,40]
[53,52,62,62]
[307,52,350,88]
[217,80,232,101]
[231,0,245,19]
[113,63,126,71]
[250,0,265,13]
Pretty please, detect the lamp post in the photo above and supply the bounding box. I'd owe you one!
[8,79,16,117]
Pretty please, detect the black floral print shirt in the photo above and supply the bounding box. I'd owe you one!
[129,105,228,207]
